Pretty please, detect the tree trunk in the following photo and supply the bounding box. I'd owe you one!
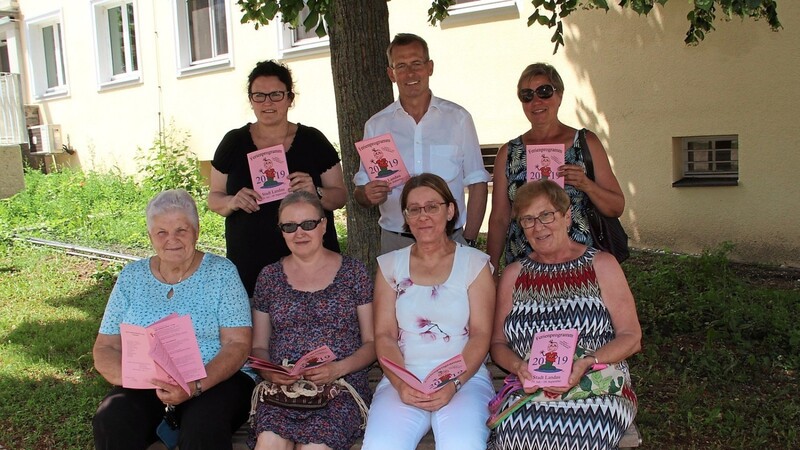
[328,1,393,272]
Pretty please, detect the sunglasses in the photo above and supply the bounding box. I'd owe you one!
[518,84,556,103]
[279,218,324,233]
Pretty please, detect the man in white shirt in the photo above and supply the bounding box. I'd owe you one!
[354,33,491,254]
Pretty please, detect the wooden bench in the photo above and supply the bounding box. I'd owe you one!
[148,363,641,450]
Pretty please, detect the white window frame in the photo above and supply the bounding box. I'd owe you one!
[25,11,69,99]
[673,135,739,187]
[91,0,142,90]
[446,0,518,20]
[173,0,233,77]
[277,5,329,59]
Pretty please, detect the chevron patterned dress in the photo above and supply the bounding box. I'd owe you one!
[489,249,637,450]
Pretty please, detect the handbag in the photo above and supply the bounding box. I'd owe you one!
[577,129,630,263]
[249,360,370,429]
[486,352,636,429]
[254,378,340,410]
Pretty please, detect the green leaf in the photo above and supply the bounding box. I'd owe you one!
[695,0,714,12]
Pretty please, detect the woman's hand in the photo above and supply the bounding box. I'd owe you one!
[288,172,317,195]
[152,378,192,406]
[558,163,592,192]
[415,381,458,412]
[303,361,344,385]
[542,356,594,394]
[229,187,262,213]
[511,360,539,394]
[394,382,437,410]
[259,370,300,386]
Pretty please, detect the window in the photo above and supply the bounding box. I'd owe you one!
[26,12,68,99]
[277,5,328,58]
[174,0,231,76]
[673,135,739,187]
[446,0,517,20]
[92,0,140,89]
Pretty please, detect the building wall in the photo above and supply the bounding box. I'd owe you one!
[13,0,800,266]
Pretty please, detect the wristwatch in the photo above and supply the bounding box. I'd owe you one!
[452,377,462,392]
[192,380,203,397]
[315,186,323,199]
[465,238,478,248]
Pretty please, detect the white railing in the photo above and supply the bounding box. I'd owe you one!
[0,72,27,145]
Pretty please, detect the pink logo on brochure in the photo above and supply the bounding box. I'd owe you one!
[247,145,290,204]
[355,133,410,189]
[526,144,565,188]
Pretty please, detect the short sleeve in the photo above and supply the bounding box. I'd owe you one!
[252,263,280,314]
[98,264,135,335]
[214,257,251,328]
[346,257,373,306]
[211,127,245,175]
[462,246,491,286]
[376,251,398,287]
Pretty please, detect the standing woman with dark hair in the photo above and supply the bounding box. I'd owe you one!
[208,60,346,297]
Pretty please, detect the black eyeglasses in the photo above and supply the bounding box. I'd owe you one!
[518,210,557,229]
[279,218,324,233]
[518,85,556,103]
[249,91,289,103]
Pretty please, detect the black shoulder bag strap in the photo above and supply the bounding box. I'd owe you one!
[578,128,594,181]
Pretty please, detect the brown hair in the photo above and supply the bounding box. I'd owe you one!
[386,33,430,66]
[400,173,459,236]
[517,63,564,94]
[512,180,570,219]
[278,190,324,222]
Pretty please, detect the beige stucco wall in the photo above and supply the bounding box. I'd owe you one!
[13,0,800,266]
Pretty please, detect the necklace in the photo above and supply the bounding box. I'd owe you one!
[157,251,198,299]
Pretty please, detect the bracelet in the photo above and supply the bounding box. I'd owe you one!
[452,378,462,392]
[465,238,477,248]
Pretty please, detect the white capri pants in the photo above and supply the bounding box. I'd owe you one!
[361,365,494,450]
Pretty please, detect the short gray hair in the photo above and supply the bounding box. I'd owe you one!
[146,189,199,232]
[278,190,324,221]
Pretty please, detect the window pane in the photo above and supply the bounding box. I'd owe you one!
[189,0,212,62]
[127,3,138,71]
[213,0,228,55]
[42,25,59,88]
[107,6,126,75]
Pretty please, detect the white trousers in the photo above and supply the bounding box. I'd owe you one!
[361,366,493,450]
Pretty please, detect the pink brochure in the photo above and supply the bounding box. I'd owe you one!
[247,345,336,377]
[247,144,290,204]
[379,354,467,394]
[120,314,207,395]
[355,133,410,189]
[526,144,565,188]
[524,328,579,389]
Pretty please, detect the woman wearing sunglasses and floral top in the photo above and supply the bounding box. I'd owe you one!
[486,63,625,273]
[249,191,375,450]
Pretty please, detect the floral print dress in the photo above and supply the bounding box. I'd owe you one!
[376,243,489,379]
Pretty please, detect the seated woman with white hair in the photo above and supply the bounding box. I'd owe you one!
[92,189,255,450]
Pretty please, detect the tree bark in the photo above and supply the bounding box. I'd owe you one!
[328,1,393,272]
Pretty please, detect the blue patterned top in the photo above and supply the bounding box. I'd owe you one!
[98,253,252,366]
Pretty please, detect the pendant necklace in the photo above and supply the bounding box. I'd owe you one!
[157,251,197,299]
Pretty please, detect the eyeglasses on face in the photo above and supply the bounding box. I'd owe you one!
[392,60,429,73]
[518,84,556,103]
[279,218,324,233]
[518,210,558,229]
[249,90,288,103]
[404,202,446,218]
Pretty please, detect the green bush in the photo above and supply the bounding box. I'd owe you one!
[136,124,207,199]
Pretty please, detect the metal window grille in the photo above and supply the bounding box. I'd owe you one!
[0,72,27,145]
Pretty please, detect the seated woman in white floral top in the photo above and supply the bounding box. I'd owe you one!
[362,173,496,450]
